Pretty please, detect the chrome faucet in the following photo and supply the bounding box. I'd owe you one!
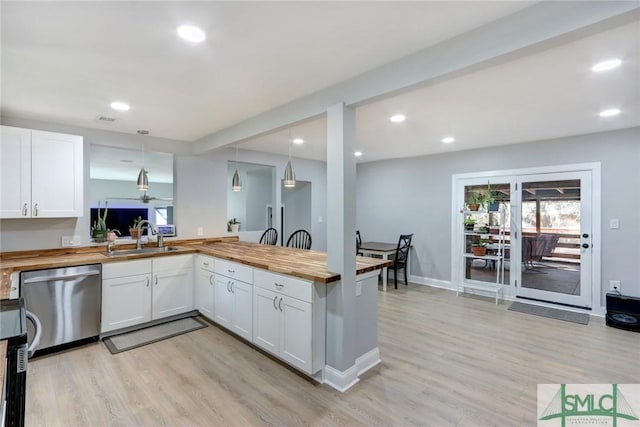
[136,220,157,250]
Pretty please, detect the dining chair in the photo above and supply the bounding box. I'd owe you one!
[356,230,363,255]
[286,229,312,250]
[259,227,278,245]
[389,233,413,289]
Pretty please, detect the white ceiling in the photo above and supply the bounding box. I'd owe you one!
[1,2,638,163]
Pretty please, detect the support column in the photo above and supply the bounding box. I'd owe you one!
[325,102,357,386]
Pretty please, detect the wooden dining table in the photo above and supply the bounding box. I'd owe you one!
[358,241,404,292]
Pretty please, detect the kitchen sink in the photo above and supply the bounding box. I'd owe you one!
[102,246,181,257]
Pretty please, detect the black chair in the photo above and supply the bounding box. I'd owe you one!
[286,229,312,250]
[259,228,278,245]
[389,234,413,289]
[356,230,363,255]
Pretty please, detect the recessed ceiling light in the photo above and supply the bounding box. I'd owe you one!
[177,25,206,43]
[441,136,456,144]
[592,59,622,72]
[354,151,363,157]
[292,138,304,144]
[110,101,130,112]
[599,108,621,117]
[389,114,406,123]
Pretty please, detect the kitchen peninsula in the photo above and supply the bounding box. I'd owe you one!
[0,237,391,393]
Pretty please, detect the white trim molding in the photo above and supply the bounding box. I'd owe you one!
[324,364,359,393]
[356,347,381,376]
[409,275,454,291]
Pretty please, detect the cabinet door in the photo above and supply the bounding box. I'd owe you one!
[151,255,193,320]
[0,126,31,218]
[231,280,253,341]
[196,269,215,320]
[214,274,234,329]
[101,274,152,333]
[152,267,194,320]
[252,287,280,355]
[31,130,83,217]
[280,296,313,374]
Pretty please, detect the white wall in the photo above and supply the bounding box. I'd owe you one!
[356,127,640,300]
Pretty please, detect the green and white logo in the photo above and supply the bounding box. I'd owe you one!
[538,384,640,427]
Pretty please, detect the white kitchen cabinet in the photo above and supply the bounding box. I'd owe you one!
[213,260,253,342]
[0,126,83,218]
[253,269,323,375]
[101,255,194,334]
[195,255,215,320]
[152,255,194,319]
[101,259,152,333]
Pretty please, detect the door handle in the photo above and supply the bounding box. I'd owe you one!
[155,275,158,285]
[33,203,38,216]
[209,274,214,286]
[278,297,283,312]
[582,233,589,238]
[23,203,28,216]
[582,243,590,249]
[146,277,150,287]
[273,295,278,310]
[230,282,234,293]
[227,281,230,292]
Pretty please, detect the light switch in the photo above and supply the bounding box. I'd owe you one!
[609,218,619,229]
[197,227,204,236]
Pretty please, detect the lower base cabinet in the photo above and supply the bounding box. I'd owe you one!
[253,287,313,373]
[214,273,253,341]
[101,255,194,333]
[252,269,323,375]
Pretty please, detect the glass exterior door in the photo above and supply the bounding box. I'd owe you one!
[514,171,592,308]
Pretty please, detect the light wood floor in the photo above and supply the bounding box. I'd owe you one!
[26,285,640,426]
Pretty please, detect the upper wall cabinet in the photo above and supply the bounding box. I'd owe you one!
[0,125,83,218]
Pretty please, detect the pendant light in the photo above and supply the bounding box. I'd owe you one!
[231,145,242,192]
[283,129,296,188]
[136,143,148,191]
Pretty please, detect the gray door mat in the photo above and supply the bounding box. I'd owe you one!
[508,301,589,325]
[103,317,207,354]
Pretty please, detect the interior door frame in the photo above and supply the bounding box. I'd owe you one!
[451,162,601,310]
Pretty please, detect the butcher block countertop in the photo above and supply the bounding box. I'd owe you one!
[0,237,391,299]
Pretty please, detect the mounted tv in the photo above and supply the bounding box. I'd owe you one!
[90,208,148,237]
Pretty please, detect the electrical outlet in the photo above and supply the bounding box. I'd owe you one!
[355,281,362,297]
[609,280,621,292]
[197,227,204,236]
[61,235,80,247]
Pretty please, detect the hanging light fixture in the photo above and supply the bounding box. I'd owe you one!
[283,129,296,188]
[231,145,242,192]
[136,143,148,191]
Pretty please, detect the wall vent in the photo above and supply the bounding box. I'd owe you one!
[97,116,116,122]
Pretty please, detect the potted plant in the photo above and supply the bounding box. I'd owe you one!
[464,217,477,231]
[485,182,500,212]
[228,218,240,233]
[130,216,147,239]
[471,238,488,257]
[467,192,482,211]
[476,224,489,234]
[91,201,109,242]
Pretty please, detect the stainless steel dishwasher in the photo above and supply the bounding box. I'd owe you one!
[20,264,101,355]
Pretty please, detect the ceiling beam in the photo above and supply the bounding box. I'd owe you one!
[192,2,640,155]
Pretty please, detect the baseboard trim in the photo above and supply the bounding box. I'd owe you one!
[356,347,381,376]
[324,364,359,392]
[409,275,453,290]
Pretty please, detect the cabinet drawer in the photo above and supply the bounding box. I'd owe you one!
[197,255,215,272]
[102,259,152,279]
[253,269,312,303]
[215,259,252,283]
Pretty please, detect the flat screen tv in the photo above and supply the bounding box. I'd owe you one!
[90,208,148,237]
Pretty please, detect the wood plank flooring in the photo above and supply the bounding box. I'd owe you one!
[25,285,640,426]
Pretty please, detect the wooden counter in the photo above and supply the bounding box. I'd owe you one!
[0,237,391,299]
